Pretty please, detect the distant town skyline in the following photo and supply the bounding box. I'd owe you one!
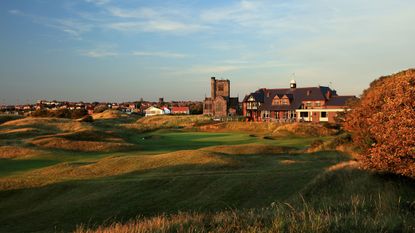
[1,0,415,105]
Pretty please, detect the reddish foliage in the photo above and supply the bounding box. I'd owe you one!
[344,69,415,178]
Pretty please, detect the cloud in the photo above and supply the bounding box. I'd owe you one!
[8,9,23,15]
[108,20,204,33]
[85,0,110,6]
[80,50,118,58]
[107,7,159,19]
[132,51,188,58]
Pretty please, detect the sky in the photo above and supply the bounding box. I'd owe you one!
[1,0,415,104]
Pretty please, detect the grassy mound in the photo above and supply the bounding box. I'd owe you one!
[75,166,415,233]
[126,115,211,132]
[200,122,336,137]
[0,146,39,159]
[0,115,24,124]
[0,150,232,190]
[202,144,292,155]
[29,137,133,152]
[2,117,93,133]
[92,110,124,120]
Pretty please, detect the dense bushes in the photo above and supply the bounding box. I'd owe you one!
[31,109,89,119]
[344,69,415,177]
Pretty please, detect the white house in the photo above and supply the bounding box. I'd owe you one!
[144,106,165,117]
[161,106,171,114]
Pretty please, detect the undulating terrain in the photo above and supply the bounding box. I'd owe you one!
[0,114,413,233]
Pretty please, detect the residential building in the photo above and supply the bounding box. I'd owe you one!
[144,106,165,117]
[242,80,356,123]
[171,106,190,115]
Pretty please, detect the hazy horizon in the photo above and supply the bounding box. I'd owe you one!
[1,0,415,105]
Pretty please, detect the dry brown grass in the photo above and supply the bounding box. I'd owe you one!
[200,122,336,137]
[29,137,133,152]
[92,110,124,120]
[0,150,232,190]
[0,146,39,159]
[2,117,93,132]
[125,115,211,132]
[202,144,291,155]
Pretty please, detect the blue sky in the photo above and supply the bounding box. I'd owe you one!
[1,0,415,104]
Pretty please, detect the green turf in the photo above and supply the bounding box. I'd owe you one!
[1,117,411,233]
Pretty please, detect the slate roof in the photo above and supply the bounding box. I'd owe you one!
[326,96,356,106]
[244,86,352,111]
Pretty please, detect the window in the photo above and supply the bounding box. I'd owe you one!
[315,101,321,107]
[321,112,327,118]
[218,84,224,91]
[300,112,309,118]
[282,99,289,105]
[306,102,312,108]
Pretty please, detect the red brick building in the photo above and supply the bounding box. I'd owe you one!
[242,80,356,123]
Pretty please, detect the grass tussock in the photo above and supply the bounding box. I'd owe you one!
[75,167,415,233]
[92,110,125,120]
[2,117,93,133]
[124,115,211,132]
[29,136,134,152]
[0,150,232,190]
[200,122,336,137]
[0,146,39,159]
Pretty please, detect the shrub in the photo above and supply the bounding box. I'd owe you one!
[344,69,415,177]
[93,104,108,113]
[71,109,88,119]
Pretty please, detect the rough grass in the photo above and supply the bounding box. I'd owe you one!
[200,122,337,137]
[92,110,125,120]
[124,115,212,132]
[0,115,24,124]
[29,136,134,152]
[0,150,232,190]
[0,146,39,159]
[75,166,415,233]
[0,115,413,233]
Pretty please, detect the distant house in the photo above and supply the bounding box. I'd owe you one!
[145,106,164,117]
[171,106,190,115]
[161,106,171,114]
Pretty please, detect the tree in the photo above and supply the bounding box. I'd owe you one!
[344,69,415,177]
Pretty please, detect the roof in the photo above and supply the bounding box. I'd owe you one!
[145,106,163,112]
[171,106,189,112]
[244,86,339,111]
[326,96,356,106]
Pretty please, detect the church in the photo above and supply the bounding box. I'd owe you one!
[203,77,239,117]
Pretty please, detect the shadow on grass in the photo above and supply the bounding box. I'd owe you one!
[0,151,350,233]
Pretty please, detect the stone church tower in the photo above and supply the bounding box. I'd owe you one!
[203,77,238,117]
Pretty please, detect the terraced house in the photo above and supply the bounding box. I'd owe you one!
[242,80,356,123]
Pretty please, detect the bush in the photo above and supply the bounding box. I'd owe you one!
[344,69,415,177]
[93,104,108,113]
[71,109,88,119]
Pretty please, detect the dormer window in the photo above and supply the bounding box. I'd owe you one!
[272,95,281,105]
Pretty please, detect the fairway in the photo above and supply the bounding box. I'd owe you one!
[0,116,351,232]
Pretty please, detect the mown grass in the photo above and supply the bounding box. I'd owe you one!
[0,115,413,233]
[75,168,415,233]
